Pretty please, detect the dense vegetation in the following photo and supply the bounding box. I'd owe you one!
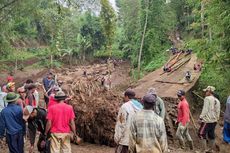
[0,0,229,101]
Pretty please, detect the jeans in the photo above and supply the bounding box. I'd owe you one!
[6,131,24,153]
[0,113,5,137]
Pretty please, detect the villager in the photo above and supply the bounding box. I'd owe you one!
[223,96,230,144]
[1,76,14,91]
[25,79,40,107]
[176,90,193,150]
[198,86,220,152]
[147,87,165,119]
[42,72,55,105]
[25,83,37,107]
[27,107,48,153]
[45,91,76,153]
[0,87,7,138]
[129,93,168,153]
[114,89,143,153]
[0,92,25,153]
[47,86,60,109]
[17,87,26,110]
[185,71,191,81]
[6,82,16,92]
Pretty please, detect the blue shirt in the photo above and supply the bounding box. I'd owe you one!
[1,103,24,135]
[43,77,54,95]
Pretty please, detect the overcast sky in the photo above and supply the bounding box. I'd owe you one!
[109,0,118,12]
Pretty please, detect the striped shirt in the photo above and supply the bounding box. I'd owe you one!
[129,110,168,153]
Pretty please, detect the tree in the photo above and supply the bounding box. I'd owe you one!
[100,0,116,53]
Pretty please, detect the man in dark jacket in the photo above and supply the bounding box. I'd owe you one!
[27,108,48,153]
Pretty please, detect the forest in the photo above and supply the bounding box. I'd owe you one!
[0,0,229,101]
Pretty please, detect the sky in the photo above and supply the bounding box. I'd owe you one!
[109,0,118,12]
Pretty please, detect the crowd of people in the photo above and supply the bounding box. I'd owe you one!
[114,86,230,153]
[0,73,77,153]
[0,72,230,153]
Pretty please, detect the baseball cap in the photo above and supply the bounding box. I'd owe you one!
[177,90,185,97]
[203,86,215,92]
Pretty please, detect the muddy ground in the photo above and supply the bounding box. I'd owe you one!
[1,60,230,153]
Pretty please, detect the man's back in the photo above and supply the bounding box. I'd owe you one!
[47,102,75,133]
[200,96,220,123]
[1,103,24,135]
[129,110,168,153]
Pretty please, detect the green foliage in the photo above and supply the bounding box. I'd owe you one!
[179,0,230,101]
[144,52,167,72]
[100,0,116,50]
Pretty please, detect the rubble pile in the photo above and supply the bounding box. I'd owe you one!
[57,64,122,146]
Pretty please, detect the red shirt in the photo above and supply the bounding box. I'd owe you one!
[47,102,75,133]
[47,94,58,109]
[177,98,190,126]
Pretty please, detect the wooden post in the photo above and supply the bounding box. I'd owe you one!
[137,0,149,79]
[201,1,205,38]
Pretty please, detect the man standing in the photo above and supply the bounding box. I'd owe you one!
[25,84,37,107]
[45,91,76,153]
[114,89,143,153]
[0,87,7,140]
[147,88,166,119]
[0,92,25,153]
[43,72,55,105]
[198,86,220,152]
[176,90,193,150]
[129,94,168,153]
[223,95,230,143]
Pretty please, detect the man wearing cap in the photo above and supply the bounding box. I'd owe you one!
[114,89,143,153]
[45,91,76,153]
[176,90,193,150]
[0,92,25,153]
[198,86,220,152]
[147,88,166,119]
[6,82,16,92]
[129,94,168,153]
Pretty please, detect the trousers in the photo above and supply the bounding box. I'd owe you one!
[6,131,24,153]
[176,122,192,143]
[50,133,71,153]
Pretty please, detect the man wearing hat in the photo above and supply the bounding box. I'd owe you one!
[176,90,193,150]
[0,92,25,153]
[114,89,143,153]
[45,91,76,153]
[147,88,165,119]
[198,86,220,152]
[129,94,168,153]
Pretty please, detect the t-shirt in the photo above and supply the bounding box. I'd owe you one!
[43,77,54,96]
[47,102,75,133]
[177,98,190,126]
